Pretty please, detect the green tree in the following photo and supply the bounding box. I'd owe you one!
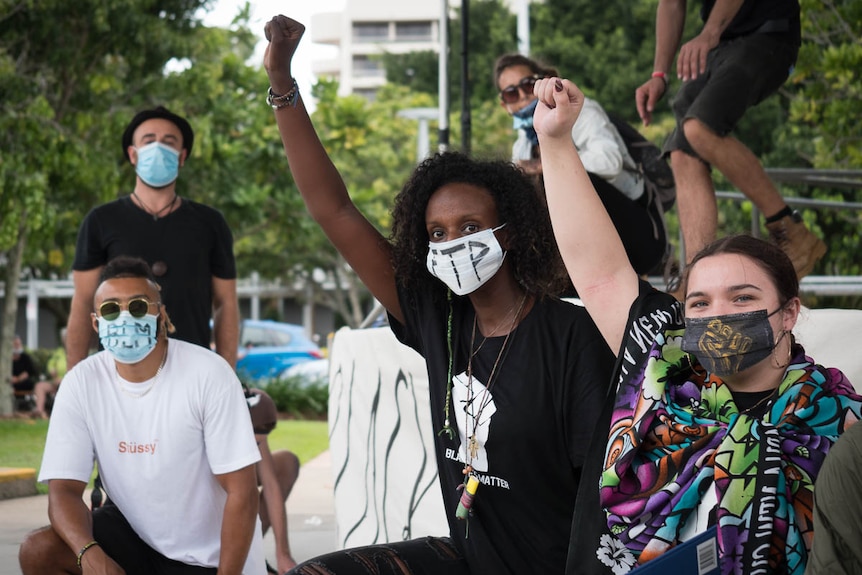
[0,0,212,414]
[378,0,861,290]
[788,0,862,169]
[253,80,435,327]
[762,0,862,290]
[382,0,517,110]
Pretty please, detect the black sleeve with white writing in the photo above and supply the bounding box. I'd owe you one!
[567,280,682,574]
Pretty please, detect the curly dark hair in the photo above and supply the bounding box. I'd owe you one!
[100,255,159,285]
[390,152,568,298]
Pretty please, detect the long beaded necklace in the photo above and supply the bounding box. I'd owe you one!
[468,296,524,361]
[462,293,528,469]
[116,343,169,399]
[455,293,528,530]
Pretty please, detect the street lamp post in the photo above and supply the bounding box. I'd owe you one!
[397,107,440,164]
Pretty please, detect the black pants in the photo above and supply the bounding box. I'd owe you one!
[591,174,668,276]
[288,536,472,575]
[93,501,217,575]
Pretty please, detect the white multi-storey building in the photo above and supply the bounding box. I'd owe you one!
[311,0,531,99]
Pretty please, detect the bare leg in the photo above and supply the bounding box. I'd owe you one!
[259,450,300,534]
[683,118,787,217]
[34,382,56,418]
[670,149,717,265]
[681,118,827,279]
[19,525,78,574]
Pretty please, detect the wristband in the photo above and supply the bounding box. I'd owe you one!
[651,71,668,87]
[76,540,100,568]
[266,79,300,110]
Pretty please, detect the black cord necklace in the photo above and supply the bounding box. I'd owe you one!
[132,191,178,221]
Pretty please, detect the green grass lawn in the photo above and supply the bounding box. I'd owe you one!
[0,418,329,495]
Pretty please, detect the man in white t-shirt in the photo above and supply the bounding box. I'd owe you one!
[19,256,264,575]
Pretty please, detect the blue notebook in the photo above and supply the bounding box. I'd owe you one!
[632,526,720,575]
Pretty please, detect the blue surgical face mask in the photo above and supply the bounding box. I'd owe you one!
[512,99,539,146]
[99,311,159,364]
[135,142,180,188]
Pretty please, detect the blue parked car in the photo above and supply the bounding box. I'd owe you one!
[236,320,323,383]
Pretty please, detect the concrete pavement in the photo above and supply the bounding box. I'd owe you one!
[0,451,337,574]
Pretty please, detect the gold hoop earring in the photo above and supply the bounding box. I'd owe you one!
[771,330,791,369]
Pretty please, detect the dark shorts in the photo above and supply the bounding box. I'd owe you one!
[664,32,799,158]
[93,502,217,575]
[13,380,35,393]
[288,536,471,575]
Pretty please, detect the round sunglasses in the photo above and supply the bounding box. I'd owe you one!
[499,75,543,104]
[98,298,158,321]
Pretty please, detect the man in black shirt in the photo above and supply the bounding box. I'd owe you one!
[66,107,238,370]
[635,0,826,286]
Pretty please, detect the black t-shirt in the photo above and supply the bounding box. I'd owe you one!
[389,285,615,575]
[702,0,800,42]
[12,352,37,392]
[569,281,688,575]
[73,196,236,349]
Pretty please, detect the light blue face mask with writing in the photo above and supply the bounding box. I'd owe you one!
[99,311,159,364]
[135,142,180,188]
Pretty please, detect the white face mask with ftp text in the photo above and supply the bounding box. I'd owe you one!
[425,225,506,296]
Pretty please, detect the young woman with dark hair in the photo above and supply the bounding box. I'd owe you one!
[264,15,615,575]
[494,52,668,277]
[534,76,862,575]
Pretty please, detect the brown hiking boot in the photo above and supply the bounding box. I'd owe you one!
[766,211,827,280]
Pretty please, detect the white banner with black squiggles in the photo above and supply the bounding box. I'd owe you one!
[328,326,449,549]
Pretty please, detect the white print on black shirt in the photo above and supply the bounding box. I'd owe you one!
[451,370,496,473]
[444,449,511,490]
[617,305,683,386]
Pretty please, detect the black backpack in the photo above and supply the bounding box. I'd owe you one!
[609,114,676,212]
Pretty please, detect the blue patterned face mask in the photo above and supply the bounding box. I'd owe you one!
[135,142,180,188]
[99,311,159,364]
[512,99,539,146]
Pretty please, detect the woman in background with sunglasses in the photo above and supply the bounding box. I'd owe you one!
[494,54,668,278]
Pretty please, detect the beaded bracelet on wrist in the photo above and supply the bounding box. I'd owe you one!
[266,79,300,109]
[76,540,100,568]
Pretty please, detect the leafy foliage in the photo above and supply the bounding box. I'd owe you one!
[789,0,862,168]
[0,0,215,414]
[0,0,860,411]
[249,377,329,418]
[379,0,861,293]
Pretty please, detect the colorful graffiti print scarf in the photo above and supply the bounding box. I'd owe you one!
[599,330,861,575]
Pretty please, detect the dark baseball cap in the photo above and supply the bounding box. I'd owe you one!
[121,106,194,161]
